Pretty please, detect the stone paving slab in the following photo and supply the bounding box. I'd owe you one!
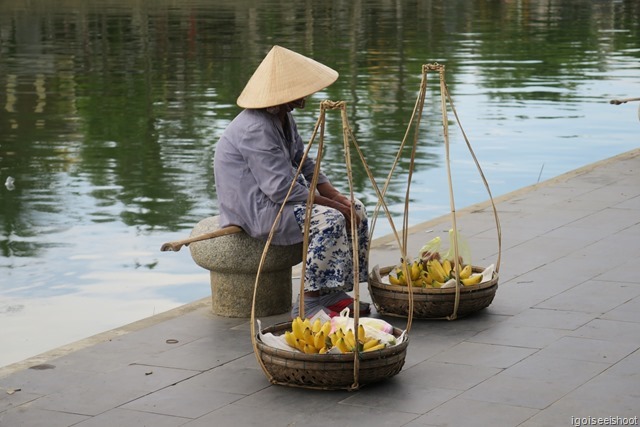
[1,148,639,426]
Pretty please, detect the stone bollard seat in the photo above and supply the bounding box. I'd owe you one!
[189,216,302,317]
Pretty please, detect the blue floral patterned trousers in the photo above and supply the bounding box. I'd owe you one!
[293,200,369,294]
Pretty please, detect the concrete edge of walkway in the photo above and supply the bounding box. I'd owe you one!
[3,147,639,379]
[0,298,212,378]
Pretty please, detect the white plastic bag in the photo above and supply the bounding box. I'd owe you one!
[330,308,401,346]
[442,229,472,266]
[440,264,494,287]
[480,264,495,283]
[256,319,297,352]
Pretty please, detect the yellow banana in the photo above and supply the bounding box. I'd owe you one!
[335,337,350,353]
[329,332,340,347]
[303,328,315,347]
[303,344,318,354]
[291,317,305,340]
[434,259,447,280]
[459,264,472,280]
[357,324,366,343]
[431,280,444,288]
[320,320,332,337]
[442,259,452,277]
[364,343,386,352]
[314,331,326,350]
[427,259,445,283]
[344,329,356,350]
[319,346,327,354]
[396,269,407,285]
[284,331,297,349]
[410,261,421,281]
[311,318,322,334]
[421,271,432,286]
[363,338,381,351]
[388,274,402,286]
[398,274,407,286]
[302,318,311,330]
[462,274,482,286]
[294,338,306,352]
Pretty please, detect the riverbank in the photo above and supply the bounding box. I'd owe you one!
[1,148,639,425]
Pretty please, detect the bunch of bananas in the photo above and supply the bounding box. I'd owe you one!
[284,317,386,354]
[387,258,482,288]
[388,260,429,287]
[428,258,482,287]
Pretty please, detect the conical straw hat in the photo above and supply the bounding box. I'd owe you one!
[237,45,339,109]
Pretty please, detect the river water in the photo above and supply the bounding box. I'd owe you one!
[1,0,639,367]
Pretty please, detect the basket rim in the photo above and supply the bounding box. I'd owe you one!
[256,321,409,361]
[370,264,498,294]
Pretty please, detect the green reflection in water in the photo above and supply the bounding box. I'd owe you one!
[0,0,638,365]
[0,0,638,257]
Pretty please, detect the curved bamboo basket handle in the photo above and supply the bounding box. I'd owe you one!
[419,63,502,320]
[444,84,502,274]
[365,70,431,330]
[367,69,429,248]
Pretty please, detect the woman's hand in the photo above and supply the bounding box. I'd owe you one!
[316,183,359,226]
[330,193,352,209]
[317,182,351,205]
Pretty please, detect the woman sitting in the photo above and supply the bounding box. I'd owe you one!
[213,45,370,319]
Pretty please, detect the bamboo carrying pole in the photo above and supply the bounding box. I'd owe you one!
[609,97,640,122]
[159,225,242,252]
[609,97,640,105]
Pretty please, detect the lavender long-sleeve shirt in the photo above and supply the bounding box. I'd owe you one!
[213,108,329,245]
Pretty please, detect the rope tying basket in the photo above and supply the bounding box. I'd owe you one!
[250,101,413,391]
[367,63,502,320]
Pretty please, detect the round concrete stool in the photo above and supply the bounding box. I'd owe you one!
[189,216,303,317]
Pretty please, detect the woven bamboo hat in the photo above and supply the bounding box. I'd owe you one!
[237,45,339,109]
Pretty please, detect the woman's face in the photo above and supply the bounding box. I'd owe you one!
[285,98,306,111]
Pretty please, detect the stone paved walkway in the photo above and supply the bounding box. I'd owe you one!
[1,149,639,426]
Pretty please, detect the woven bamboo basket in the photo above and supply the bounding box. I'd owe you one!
[369,265,498,319]
[255,322,409,390]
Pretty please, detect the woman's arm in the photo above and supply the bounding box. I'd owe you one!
[316,182,359,226]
